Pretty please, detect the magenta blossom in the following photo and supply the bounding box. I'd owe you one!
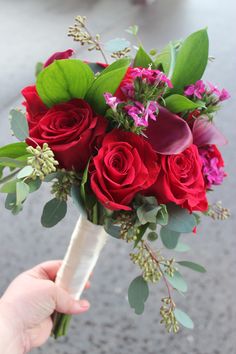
[184,80,206,99]
[125,101,158,127]
[199,145,226,189]
[104,93,122,111]
[130,67,173,88]
[207,82,230,101]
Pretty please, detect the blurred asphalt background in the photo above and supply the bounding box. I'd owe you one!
[0,0,236,353]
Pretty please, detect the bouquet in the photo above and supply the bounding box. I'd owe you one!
[0,16,230,338]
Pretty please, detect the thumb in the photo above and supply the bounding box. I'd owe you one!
[54,285,90,314]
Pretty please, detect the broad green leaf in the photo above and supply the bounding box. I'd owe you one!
[98,58,130,77]
[166,270,188,293]
[71,184,86,217]
[166,204,196,233]
[134,46,153,68]
[174,308,194,329]
[41,198,67,228]
[17,166,34,179]
[16,181,30,205]
[168,29,209,94]
[155,43,175,75]
[165,94,205,113]
[0,157,26,168]
[0,142,27,158]
[0,166,3,179]
[36,59,94,107]
[156,204,168,226]
[10,110,29,141]
[174,243,190,252]
[177,261,206,273]
[28,178,42,193]
[0,179,17,193]
[104,38,130,52]
[85,59,130,114]
[128,276,149,315]
[160,226,180,249]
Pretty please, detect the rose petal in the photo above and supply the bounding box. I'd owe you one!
[44,49,74,68]
[145,106,193,154]
[192,116,227,147]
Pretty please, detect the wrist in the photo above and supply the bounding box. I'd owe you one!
[0,299,28,354]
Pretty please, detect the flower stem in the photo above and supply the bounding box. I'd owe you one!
[51,313,72,339]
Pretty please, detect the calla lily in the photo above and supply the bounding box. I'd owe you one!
[192,115,228,147]
[44,49,74,68]
[145,105,193,154]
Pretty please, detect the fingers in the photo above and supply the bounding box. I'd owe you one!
[28,260,62,280]
[54,285,90,315]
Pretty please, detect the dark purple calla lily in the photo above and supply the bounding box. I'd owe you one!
[44,49,74,68]
[145,105,193,154]
[192,115,227,147]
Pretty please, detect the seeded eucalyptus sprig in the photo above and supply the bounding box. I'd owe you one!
[206,201,230,220]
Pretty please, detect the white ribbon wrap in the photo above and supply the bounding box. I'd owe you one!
[56,215,108,300]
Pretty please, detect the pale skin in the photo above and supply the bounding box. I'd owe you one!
[0,260,90,353]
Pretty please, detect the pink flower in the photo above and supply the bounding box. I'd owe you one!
[184,80,206,99]
[104,93,122,111]
[219,88,230,101]
[129,67,173,88]
[199,145,226,189]
[207,82,230,101]
[125,101,158,127]
[43,49,74,68]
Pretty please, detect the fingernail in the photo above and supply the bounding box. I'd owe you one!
[79,299,90,309]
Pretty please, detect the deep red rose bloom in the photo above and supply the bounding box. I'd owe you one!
[91,129,160,210]
[115,67,133,101]
[27,99,107,171]
[21,85,48,129]
[146,144,208,212]
[43,49,74,68]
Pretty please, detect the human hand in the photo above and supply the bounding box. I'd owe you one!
[0,260,90,353]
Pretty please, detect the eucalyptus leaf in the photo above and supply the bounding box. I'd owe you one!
[160,227,180,249]
[156,204,168,226]
[166,204,196,233]
[137,205,159,224]
[5,193,16,210]
[166,270,188,293]
[174,243,190,252]
[36,59,94,107]
[0,179,17,193]
[17,166,34,179]
[9,110,29,141]
[177,261,206,273]
[133,224,148,247]
[41,198,67,228]
[174,308,194,329]
[128,276,149,315]
[104,38,130,53]
[165,94,205,113]
[134,46,153,68]
[168,29,209,94]
[16,181,30,205]
[104,219,121,239]
[28,178,42,193]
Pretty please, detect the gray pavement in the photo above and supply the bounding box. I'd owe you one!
[0,0,236,353]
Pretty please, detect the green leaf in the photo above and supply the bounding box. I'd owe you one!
[166,270,188,293]
[104,38,130,52]
[85,59,130,114]
[98,58,130,77]
[0,157,27,168]
[177,261,206,273]
[5,193,16,210]
[155,43,175,75]
[128,276,149,315]
[71,184,86,217]
[28,178,42,193]
[104,219,121,239]
[168,29,209,94]
[0,142,27,158]
[41,198,67,228]
[35,62,44,77]
[137,205,159,224]
[166,204,196,233]
[147,231,158,241]
[9,110,29,141]
[156,204,168,226]
[16,181,30,205]
[174,308,194,329]
[0,179,17,193]
[133,223,149,247]
[36,59,94,107]
[134,46,153,68]
[17,166,34,179]
[164,94,205,113]
[80,161,90,206]
[174,243,190,252]
[160,227,180,249]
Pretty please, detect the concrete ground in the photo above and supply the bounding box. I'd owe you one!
[0,0,236,353]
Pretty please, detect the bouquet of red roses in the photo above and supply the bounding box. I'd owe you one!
[0,16,230,338]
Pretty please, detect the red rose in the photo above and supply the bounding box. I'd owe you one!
[22,85,48,129]
[91,129,160,210]
[146,144,208,212]
[43,49,74,68]
[27,99,107,171]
